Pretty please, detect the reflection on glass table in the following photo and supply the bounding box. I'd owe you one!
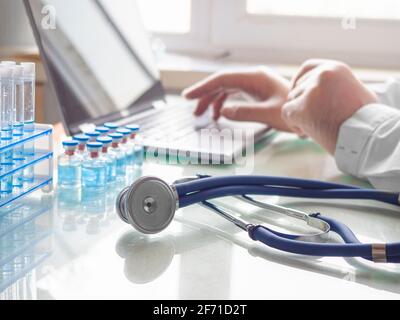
[116,197,400,295]
[56,168,142,235]
[0,195,53,298]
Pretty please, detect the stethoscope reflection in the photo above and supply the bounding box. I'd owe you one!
[116,205,400,294]
[0,194,53,297]
[116,232,175,284]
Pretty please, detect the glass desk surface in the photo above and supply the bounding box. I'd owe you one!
[1,134,400,300]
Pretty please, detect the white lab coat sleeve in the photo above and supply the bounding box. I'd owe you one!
[334,103,400,191]
[368,78,400,109]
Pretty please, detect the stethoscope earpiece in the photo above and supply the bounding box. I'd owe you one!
[116,176,177,234]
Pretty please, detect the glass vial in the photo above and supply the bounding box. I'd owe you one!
[126,124,144,168]
[57,140,82,188]
[116,128,133,166]
[125,124,139,166]
[108,133,126,178]
[97,136,117,183]
[73,134,90,160]
[82,142,107,189]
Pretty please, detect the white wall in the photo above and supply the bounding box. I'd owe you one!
[0,0,35,47]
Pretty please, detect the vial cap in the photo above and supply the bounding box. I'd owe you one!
[20,62,36,77]
[97,136,112,144]
[62,140,79,147]
[108,133,123,140]
[95,126,110,134]
[126,124,140,132]
[73,134,90,142]
[116,128,131,136]
[84,131,101,138]
[104,122,119,129]
[87,142,103,149]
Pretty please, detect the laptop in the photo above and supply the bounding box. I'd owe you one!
[24,0,270,163]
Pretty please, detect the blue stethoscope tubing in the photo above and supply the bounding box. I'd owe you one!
[174,175,400,263]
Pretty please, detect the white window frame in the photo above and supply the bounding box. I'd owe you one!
[152,0,400,68]
[152,0,215,55]
[210,0,400,68]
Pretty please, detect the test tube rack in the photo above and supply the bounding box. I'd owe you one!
[0,124,53,209]
[0,195,53,294]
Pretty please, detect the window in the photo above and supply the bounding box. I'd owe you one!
[137,0,212,54]
[247,0,400,19]
[138,0,400,68]
[137,0,191,33]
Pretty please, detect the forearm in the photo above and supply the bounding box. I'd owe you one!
[335,103,400,191]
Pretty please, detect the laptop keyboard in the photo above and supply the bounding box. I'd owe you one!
[126,105,201,141]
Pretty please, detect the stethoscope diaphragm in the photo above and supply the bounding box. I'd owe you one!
[117,176,177,234]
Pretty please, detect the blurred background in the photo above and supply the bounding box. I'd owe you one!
[1,0,400,124]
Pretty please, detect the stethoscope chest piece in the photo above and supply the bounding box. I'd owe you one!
[117,176,177,234]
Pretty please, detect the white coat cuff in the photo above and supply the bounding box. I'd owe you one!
[334,104,400,177]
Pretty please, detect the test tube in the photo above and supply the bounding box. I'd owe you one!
[0,67,2,193]
[11,65,25,188]
[21,62,35,133]
[1,60,17,138]
[0,65,15,193]
[0,63,15,140]
[21,62,35,182]
[12,65,24,136]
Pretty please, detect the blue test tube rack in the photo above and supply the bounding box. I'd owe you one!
[0,123,53,208]
[0,195,52,294]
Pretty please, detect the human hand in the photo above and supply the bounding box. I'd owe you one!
[282,60,378,154]
[182,68,292,131]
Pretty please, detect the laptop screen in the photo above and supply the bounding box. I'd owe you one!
[25,0,164,133]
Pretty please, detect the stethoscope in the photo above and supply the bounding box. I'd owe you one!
[116,175,400,264]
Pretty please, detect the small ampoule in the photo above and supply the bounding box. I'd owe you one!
[108,133,126,177]
[126,124,144,167]
[85,131,101,142]
[116,128,133,166]
[95,126,110,137]
[82,142,107,189]
[104,122,119,133]
[97,136,117,183]
[73,134,90,160]
[57,140,81,188]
